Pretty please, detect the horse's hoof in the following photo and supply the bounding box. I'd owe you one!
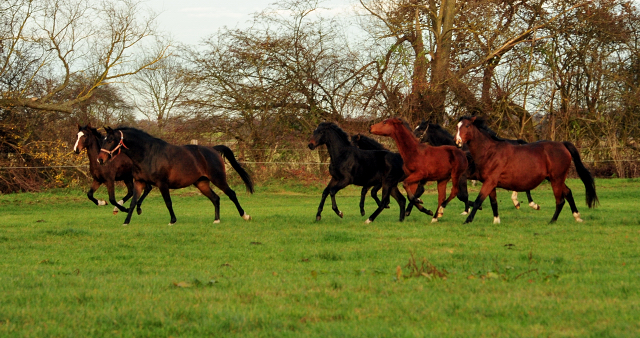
[493,216,501,224]
[530,202,540,210]
[573,212,583,222]
[137,208,142,215]
[461,211,468,215]
[242,214,251,221]
[437,213,444,218]
[113,210,118,215]
[214,220,221,224]
[425,210,434,216]
[431,218,438,223]
[360,210,365,216]
[515,204,520,210]
[168,222,175,226]
[416,198,423,204]
[98,200,107,206]
[365,219,372,224]
[338,211,343,218]
[122,223,128,226]
[316,216,321,221]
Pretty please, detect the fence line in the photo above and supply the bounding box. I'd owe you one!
[0,159,636,170]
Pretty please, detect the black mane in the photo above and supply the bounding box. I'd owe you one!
[459,116,525,144]
[116,127,168,145]
[351,133,387,151]
[317,122,351,145]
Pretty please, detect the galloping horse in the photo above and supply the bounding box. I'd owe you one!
[97,127,254,226]
[350,133,427,216]
[414,121,540,212]
[370,118,469,223]
[74,124,151,215]
[308,122,411,223]
[455,116,598,224]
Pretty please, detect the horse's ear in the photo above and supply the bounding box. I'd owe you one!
[104,126,113,133]
[469,116,477,123]
[86,122,92,129]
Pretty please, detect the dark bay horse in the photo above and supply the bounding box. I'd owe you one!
[414,121,540,211]
[97,127,254,226]
[308,122,412,223]
[370,118,469,223]
[455,116,598,224]
[350,133,427,216]
[73,124,151,215]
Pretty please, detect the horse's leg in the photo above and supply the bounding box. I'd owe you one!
[457,173,471,215]
[114,179,134,215]
[87,180,106,206]
[359,186,369,216]
[316,178,337,221]
[371,184,388,208]
[136,183,153,215]
[403,181,433,216]
[365,186,389,223]
[563,184,583,222]
[405,183,424,216]
[194,180,222,223]
[489,188,500,224]
[526,191,540,210]
[366,184,406,223]
[430,180,449,223]
[221,186,250,221]
[549,180,566,223]
[107,180,128,214]
[158,184,177,225]
[122,181,145,226]
[391,185,406,221]
[328,181,350,218]
[511,191,521,209]
[464,180,496,224]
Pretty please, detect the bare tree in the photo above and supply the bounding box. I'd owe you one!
[0,0,169,113]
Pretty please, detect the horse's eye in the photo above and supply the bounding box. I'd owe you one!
[382,121,386,125]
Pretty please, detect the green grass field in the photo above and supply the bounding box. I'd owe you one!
[1,178,639,337]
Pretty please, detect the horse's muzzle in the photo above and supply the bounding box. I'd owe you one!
[97,152,109,165]
[455,139,463,148]
[308,142,317,150]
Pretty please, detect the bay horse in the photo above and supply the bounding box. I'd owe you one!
[454,116,598,224]
[350,133,427,216]
[73,124,151,215]
[97,127,254,226]
[414,120,540,212]
[370,118,469,223]
[308,122,414,223]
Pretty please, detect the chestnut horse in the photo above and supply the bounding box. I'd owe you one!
[455,116,598,224]
[370,118,469,223]
[414,120,540,212]
[74,124,151,215]
[97,127,254,226]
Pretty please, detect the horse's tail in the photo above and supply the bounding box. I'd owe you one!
[563,141,598,208]
[213,145,255,194]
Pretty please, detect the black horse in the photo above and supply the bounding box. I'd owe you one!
[414,120,540,212]
[308,122,415,223]
[73,124,151,215]
[350,133,427,216]
[97,127,254,226]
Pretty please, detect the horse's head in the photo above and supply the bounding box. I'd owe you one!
[308,122,334,150]
[369,118,401,137]
[455,116,477,147]
[413,120,431,142]
[97,127,127,164]
[74,123,98,154]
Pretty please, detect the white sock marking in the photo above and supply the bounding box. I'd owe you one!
[213,220,220,224]
[242,214,251,221]
[493,216,501,224]
[364,219,372,224]
[98,200,107,206]
[431,218,438,223]
[573,212,583,222]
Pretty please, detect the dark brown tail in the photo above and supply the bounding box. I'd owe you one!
[563,141,598,208]
[213,145,254,194]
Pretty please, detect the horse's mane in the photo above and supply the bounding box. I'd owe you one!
[459,116,517,143]
[87,126,103,141]
[317,122,351,144]
[116,127,169,145]
[351,133,387,151]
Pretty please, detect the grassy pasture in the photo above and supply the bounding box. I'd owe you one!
[0,178,639,337]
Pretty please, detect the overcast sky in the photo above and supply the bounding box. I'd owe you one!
[146,0,356,46]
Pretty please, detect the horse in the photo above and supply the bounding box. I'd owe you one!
[454,116,598,224]
[96,127,254,226]
[73,124,151,215]
[350,133,427,216]
[370,118,469,223]
[308,122,416,223]
[414,120,540,211]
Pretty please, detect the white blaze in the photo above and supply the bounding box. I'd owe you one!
[455,121,463,144]
[73,131,84,152]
